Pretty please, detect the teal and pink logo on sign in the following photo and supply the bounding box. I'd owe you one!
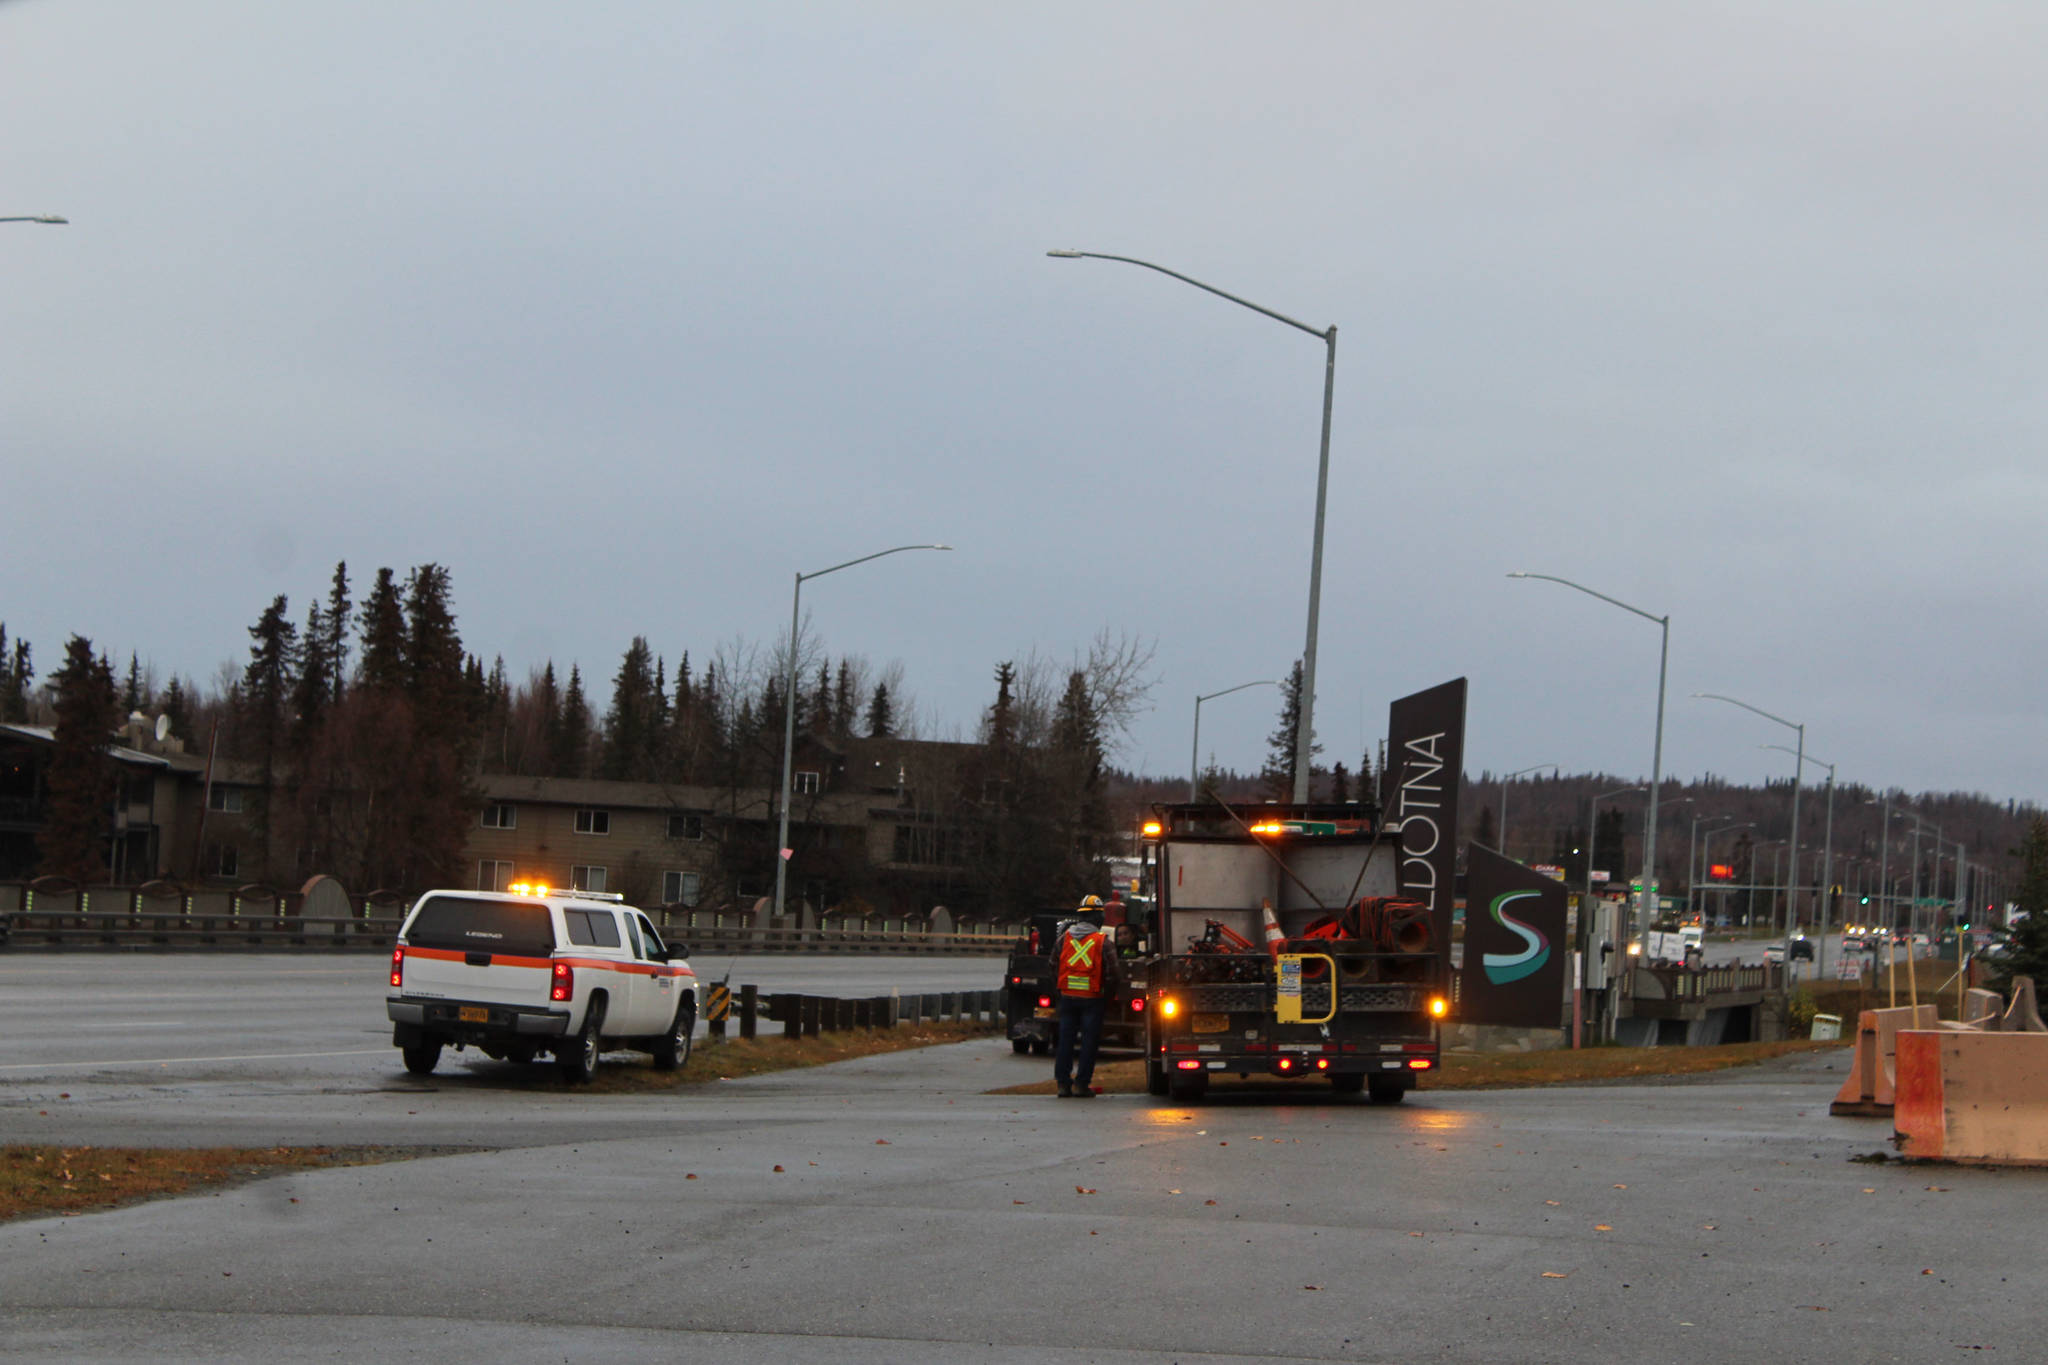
[1481,889,1551,985]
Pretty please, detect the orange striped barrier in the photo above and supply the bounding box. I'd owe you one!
[1830,1005,1939,1117]
[1892,1029,2048,1166]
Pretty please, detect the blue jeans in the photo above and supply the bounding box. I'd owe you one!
[1054,995,1106,1089]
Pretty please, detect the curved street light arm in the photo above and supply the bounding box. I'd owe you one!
[1190,679,1282,801]
[1047,250,1329,340]
[777,543,954,923]
[1052,248,1338,803]
[1506,572,1666,628]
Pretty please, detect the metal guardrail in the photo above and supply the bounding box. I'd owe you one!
[0,908,1015,955]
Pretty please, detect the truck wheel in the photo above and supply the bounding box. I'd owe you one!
[1011,1038,1031,1055]
[1145,1056,1168,1097]
[651,1004,694,1072]
[401,1041,441,1076]
[559,1003,604,1084]
[1166,1070,1209,1103]
[1367,1075,1407,1105]
[1329,1072,1365,1095]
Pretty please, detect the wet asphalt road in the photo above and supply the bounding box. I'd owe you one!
[1,954,2038,1363]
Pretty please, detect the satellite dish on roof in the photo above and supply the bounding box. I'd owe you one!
[154,714,170,742]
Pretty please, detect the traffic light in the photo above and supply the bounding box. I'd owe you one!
[1859,895,1870,906]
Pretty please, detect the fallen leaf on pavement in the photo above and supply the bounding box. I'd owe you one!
[1542,1272,1570,1279]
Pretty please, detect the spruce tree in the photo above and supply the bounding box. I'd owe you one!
[602,637,658,781]
[557,665,592,778]
[0,627,34,722]
[37,636,119,882]
[1262,660,1316,801]
[833,660,856,741]
[122,653,144,715]
[1990,816,2048,998]
[865,682,894,738]
[159,676,191,742]
[357,568,406,693]
[324,561,352,704]
[290,600,331,752]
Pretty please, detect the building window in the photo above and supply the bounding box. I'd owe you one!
[735,875,763,901]
[207,788,244,813]
[574,809,610,836]
[571,864,607,893]
[661,870,702,906]
[478,859,514,892]
[667,813,703,840]
[211,844,239,878]
[481,804,516,830]
[794,770,820,796]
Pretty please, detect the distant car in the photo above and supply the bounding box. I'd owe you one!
[1789,937,1815,961]
[1841,934,1864,951]
[1763,943,1785,964]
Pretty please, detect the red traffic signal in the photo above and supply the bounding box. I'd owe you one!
[1708,863,1734,881]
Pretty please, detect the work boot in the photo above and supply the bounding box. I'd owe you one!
[1057,1083,1073,1098]
[1073,1084,1096,1099]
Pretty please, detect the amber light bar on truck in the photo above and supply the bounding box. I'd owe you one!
[1429,996,1449,1019]
[508,881,552,897]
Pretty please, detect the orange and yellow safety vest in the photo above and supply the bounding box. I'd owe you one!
[1059,928,1106,998]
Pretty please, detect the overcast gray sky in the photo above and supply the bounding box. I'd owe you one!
[6,1,2045,805]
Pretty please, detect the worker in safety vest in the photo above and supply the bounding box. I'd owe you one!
[1053,896,1125,1098]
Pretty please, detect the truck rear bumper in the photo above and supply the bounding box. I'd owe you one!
[387,997,570,1038]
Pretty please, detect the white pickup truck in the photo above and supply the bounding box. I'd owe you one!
[385,885,698,1082]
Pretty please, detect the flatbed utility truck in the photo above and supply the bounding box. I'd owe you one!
[1137,802,1448,1103]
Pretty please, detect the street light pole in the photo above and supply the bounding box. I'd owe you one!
[1189,679,1281,801]
[773,544,951,927]
[1497,763,1558,855]
[1688,813,1733,920]
[1764,745,1835,977]
[1051,249,1336,802]
[1694,693,1803,976]
[1509,574,1668,955]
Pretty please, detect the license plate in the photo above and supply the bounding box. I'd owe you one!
[1033,1007,1056,1019]
[1191,1014,1228,1034]
[458,1006,489,1023]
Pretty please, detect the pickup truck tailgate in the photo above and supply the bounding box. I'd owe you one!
[396,895,555,1008]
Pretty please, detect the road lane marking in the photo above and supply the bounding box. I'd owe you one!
[0,1047,390,1072]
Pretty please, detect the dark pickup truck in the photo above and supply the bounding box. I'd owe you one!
[1003,910,1148,1056]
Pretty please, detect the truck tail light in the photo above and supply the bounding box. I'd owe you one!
[390,947,405,989]
[1175,1059,1203,1071]
[1408,1058,1433,1070]
[1037,995,1052,1009]
[1315,1058,1330,1071]
[1277,1057,1294,1072]
[1130,995,1145,1012]
[551,961,573,1003]
[1428,996,1449,1019]
[1158,996,1180,1019]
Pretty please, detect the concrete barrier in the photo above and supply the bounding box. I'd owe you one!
[1830,1004,1939,1117]
[1893,1029,2048,1165]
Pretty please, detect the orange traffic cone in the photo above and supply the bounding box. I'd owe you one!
[1260,898,1286,959]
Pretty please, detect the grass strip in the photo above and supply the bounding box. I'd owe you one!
[3,1024,999,1220]
[587,1020,997,1093]
[0,1145,414,1225]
